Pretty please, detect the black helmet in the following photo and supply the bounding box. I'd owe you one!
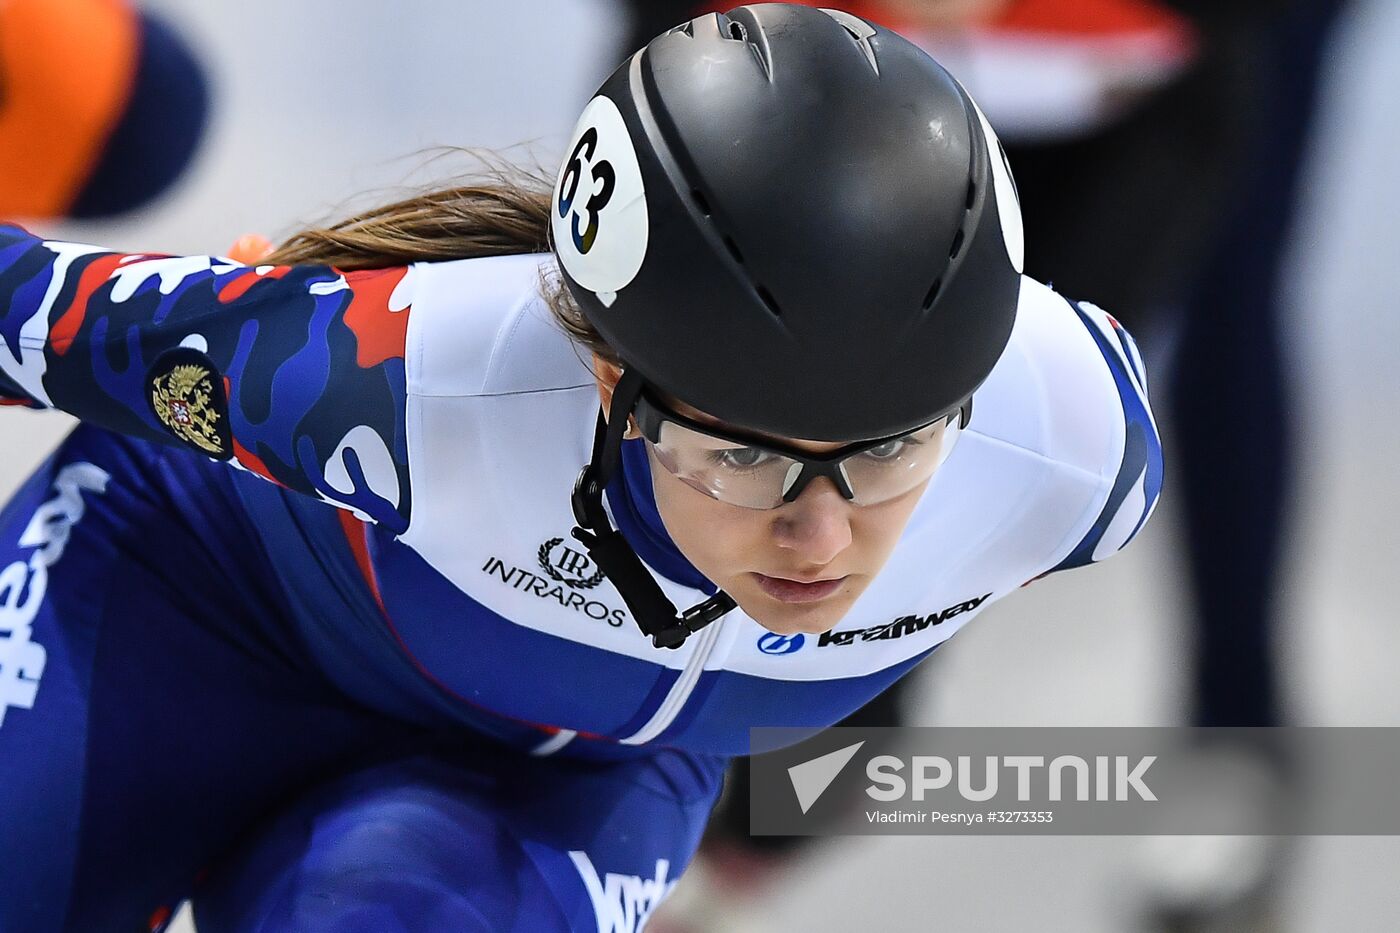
[551,2,1024,442]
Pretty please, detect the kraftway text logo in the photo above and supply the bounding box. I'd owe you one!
[788,742,1157,819]
[1,462,109,728]
[570,851,676,933]
[818,593,992,647]
[481,537,628,627]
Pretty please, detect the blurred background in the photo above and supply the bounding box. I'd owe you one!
[1,0,1397,930]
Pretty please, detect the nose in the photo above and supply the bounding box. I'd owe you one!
[770,476,853,566]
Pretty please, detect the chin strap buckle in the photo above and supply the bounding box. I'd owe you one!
[681,594,737,631]
[646,593,740,650]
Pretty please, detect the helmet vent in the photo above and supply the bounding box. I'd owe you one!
[818,8,880,75]
[922,277,943,311]
[723,235,745,265]
[949,228,965,260]
[965,180,977,210]
[690,188,712,216]
[672,21,695,38]
[756,285,782,317]
[714,12,773,79]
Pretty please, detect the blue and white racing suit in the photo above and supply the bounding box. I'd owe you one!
[0,226,1162,931]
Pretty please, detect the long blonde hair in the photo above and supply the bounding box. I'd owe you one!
[263,160,618,364]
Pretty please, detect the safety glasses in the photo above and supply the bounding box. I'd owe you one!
[633,390,968,510]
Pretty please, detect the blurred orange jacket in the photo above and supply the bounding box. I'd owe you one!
[0,0,140,217]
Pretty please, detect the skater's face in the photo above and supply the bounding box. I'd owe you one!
[595,359,937,635]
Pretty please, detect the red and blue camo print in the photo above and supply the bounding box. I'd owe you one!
[0,224,414,533]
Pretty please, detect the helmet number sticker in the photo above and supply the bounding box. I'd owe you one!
[558,129,616,255]
[966,94,1024,274]
[553,96,649,307]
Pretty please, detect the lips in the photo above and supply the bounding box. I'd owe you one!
[752,573,847,604]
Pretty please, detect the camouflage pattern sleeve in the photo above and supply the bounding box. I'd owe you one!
[0,223,414,533]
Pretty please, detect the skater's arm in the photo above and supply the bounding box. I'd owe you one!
[0,224,415,531]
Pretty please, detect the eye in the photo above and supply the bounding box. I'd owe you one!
[710,447,774,470]
[859,436,924,462]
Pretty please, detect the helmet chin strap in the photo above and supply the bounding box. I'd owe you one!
[570,367,737,650]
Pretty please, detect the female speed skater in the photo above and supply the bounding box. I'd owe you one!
[0,5,1161,931]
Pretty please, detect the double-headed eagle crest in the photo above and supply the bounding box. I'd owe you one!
[151,361,226,456]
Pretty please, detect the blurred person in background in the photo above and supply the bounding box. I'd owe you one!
[0,6,1163,930]
[627,1,1347,931]
[0,0,208,220]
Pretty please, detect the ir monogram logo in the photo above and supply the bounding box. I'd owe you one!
[538,537,606,591]
[481,537,627,627]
